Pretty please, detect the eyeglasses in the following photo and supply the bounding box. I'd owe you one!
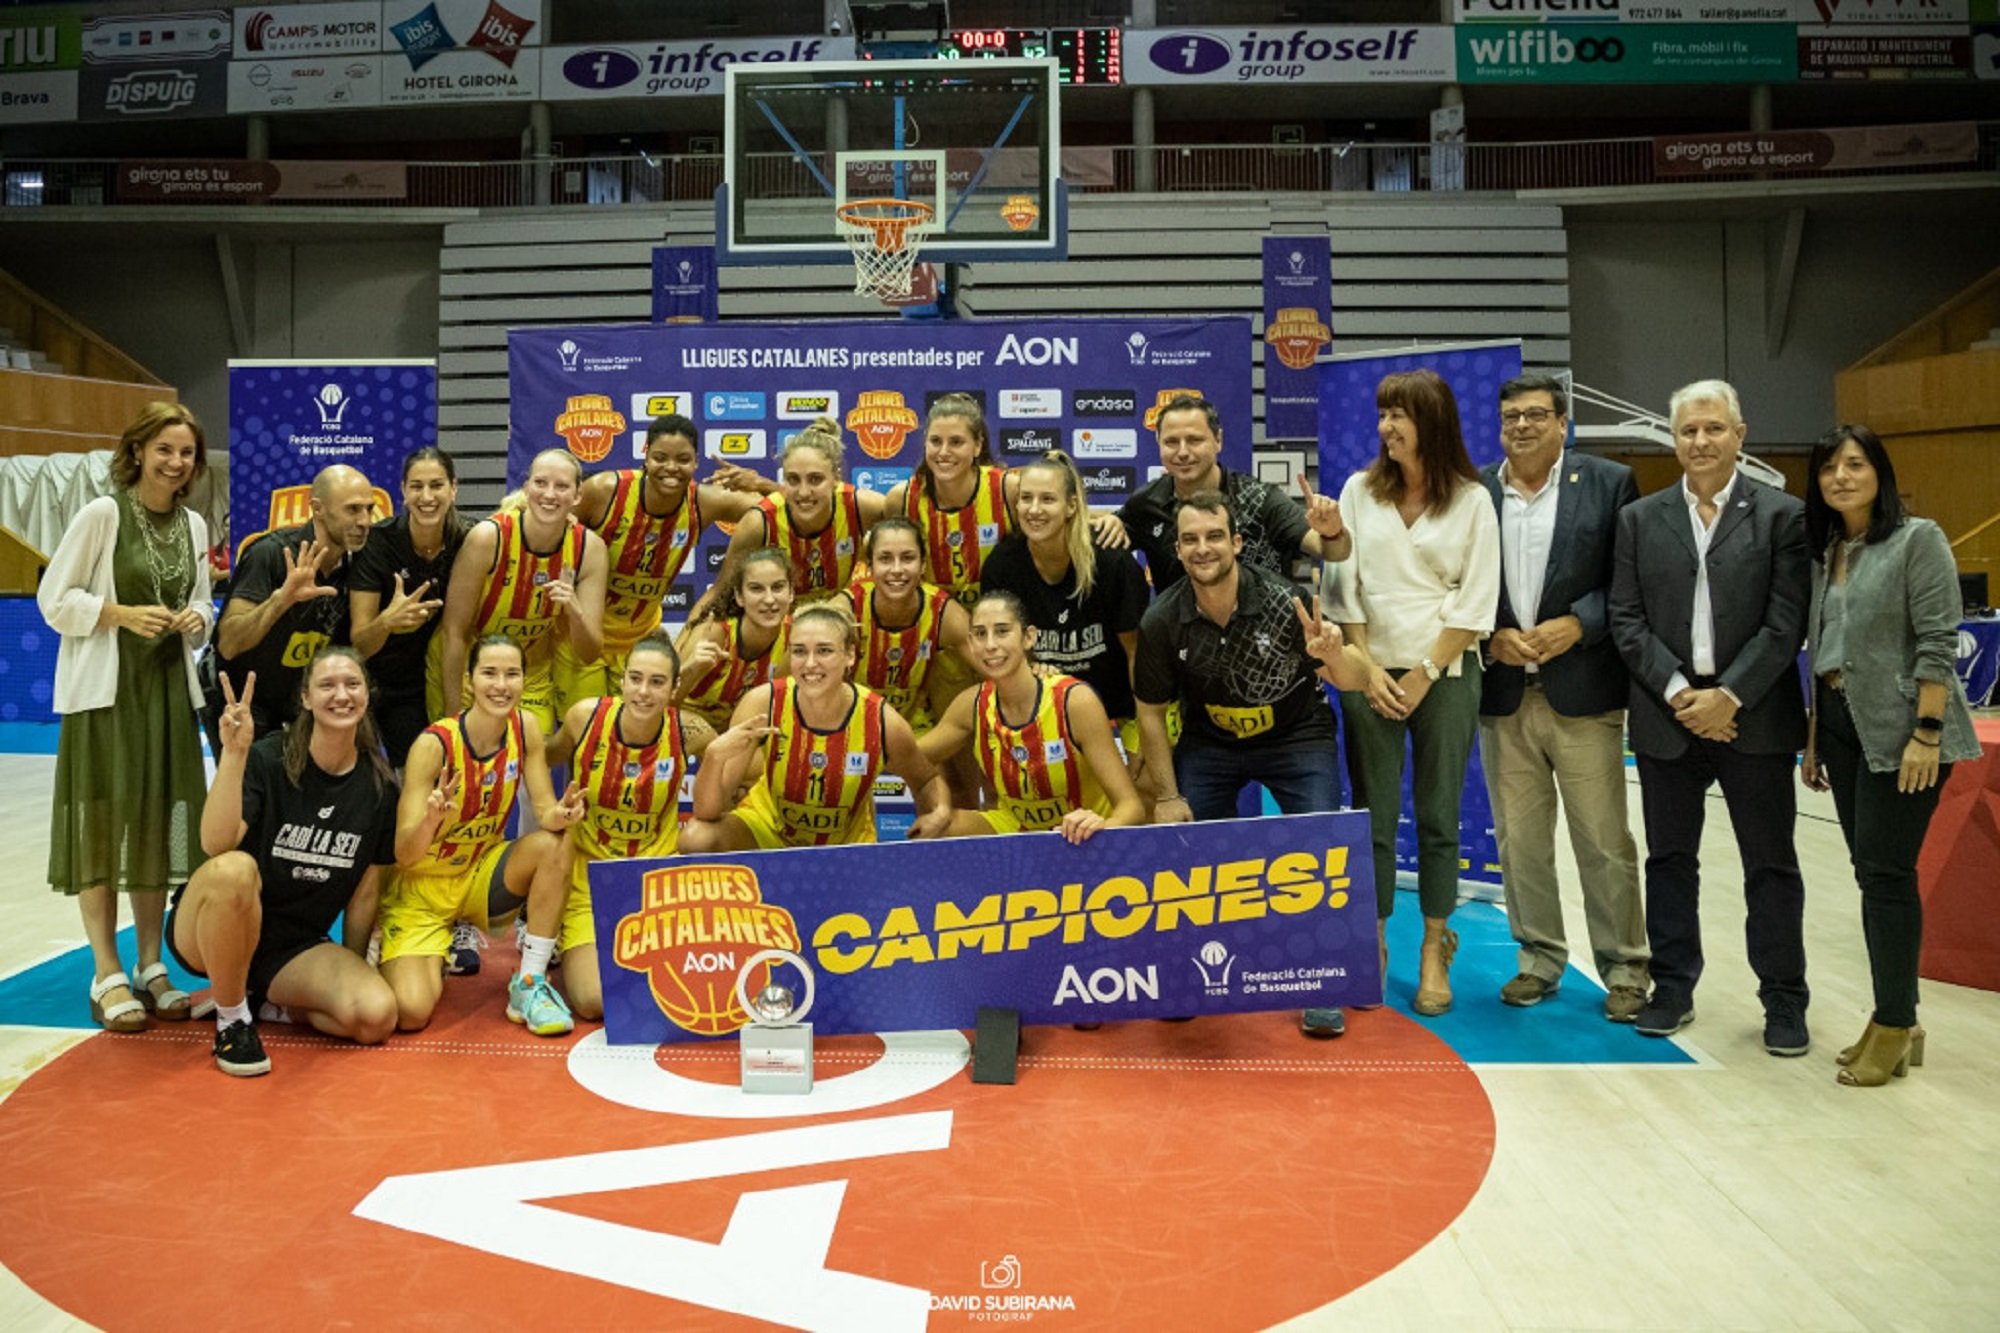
[1501,408,1558,428]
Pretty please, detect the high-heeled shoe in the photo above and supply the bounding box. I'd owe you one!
[1413,919,1458,1017]
[1837,1022,1918,1086]
[1838,1022,1925,1068]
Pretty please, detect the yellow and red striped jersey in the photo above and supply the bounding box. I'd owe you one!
[974,675,1109,832]
[845,579,950,731]
[471,511,588,662]
[680,614,789,728]
[594,472,699,650]
[756,485,863,602]
[406,711,525,875]
[570,697,685,862]
[904,465,1013,607]
[759,679,885,846]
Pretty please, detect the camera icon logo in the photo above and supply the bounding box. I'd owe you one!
[980,1254,1022,1290]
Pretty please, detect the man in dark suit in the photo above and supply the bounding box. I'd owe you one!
[1478,375,1651,1021]
[1610,379,1811,1055]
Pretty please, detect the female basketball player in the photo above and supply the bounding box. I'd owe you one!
[534,633,713,1021]
[705,418,888,606]
[920,591,1145,844]
[881,393,1016,610]
[676,546,796,731]
[844,518,969,735]
[382,634,585,1037]
[680,604,952,851]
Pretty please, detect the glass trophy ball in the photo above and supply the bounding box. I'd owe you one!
[751,983,797,1024]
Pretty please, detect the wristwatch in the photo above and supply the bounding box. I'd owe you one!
[1420,657,1442,682]
[1915,715,1944,735]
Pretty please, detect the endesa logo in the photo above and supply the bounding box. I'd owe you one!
[1000,427,1062,458]
[777,391,839,420]
[705,391,765,420]
[704,428,768,460]
[999,389,1062,419]
[1071,389,1138,418]
[1071,428,1138,460]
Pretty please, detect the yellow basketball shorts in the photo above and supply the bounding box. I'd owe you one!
[378,840,512,963]
[731,780,876,850]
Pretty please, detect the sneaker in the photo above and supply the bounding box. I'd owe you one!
[446,921,485,976]
[214,1020,271,1077]
[1763,1002,1811,1057]
[1634,995,1695,1037]
[507,973,575,1037]
[1500,974,1560,1008]
[1300,1008,1346,1038]
[1604,985,1649,1024]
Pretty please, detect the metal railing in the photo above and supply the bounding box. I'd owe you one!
[3,124,1993,211]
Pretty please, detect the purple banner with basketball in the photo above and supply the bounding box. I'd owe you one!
[226,359,438,554]
[1261,235,1332,441]
[507,318,1253,614]
[588,811,1379,1045]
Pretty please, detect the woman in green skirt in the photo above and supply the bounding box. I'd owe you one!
[39,402,216,1030]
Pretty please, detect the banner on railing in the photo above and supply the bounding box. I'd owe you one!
[651,246,717,324]
[507,319,1253,610]
[226,359,437,549]
[1261,236,1332,441]
[589,812,1381,1045]
[1652,122,1979,176]
[115,158,406,202]
[1456,22,1798,82]
[1126,25,1456,84]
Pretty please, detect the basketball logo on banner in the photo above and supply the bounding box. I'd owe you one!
[555,394,627,462]
[845,389,921,460]
[1265,306,1333,371]
[612,862,803,1036]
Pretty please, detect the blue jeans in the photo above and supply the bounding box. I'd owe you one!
[1174,741,1341,822]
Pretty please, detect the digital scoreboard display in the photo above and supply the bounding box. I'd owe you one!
[939,27,1122,84]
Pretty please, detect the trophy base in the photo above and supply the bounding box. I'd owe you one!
[740,1022,814,1095]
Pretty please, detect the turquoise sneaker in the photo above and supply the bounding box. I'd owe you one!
[507,973,574,1037]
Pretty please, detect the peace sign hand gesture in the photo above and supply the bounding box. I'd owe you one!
[1298,474,1345,541]
[425,765,464,824]
[383,573,443,631]
[546,781,587,832]
[1294,595,1345,670]
[218,670,257,757]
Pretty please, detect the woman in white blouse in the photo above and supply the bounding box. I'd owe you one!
[39,403,215,1031]
[1325,369,1500,1016]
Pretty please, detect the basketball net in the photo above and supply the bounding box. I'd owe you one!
[835,198,935,300]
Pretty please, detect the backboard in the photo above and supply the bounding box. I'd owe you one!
[720,57,1065,266]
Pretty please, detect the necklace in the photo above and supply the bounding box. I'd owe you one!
[122,487,191,606]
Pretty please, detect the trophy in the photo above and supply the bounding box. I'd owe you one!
[736,948,816,1095]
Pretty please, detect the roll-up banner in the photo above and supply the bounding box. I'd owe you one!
[1261,236,1333,442]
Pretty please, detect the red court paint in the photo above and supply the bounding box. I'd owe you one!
[0,975,1494,1329]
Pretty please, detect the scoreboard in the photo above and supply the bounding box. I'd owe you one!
[936,27,1121,84]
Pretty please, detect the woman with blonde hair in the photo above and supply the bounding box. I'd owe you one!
[705,417,888,608]
[41,402,215,1030]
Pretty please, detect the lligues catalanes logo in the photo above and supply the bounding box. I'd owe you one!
[555,394,628,463]
[844,389,921,460]
[1000,193,1041,232]
[613,863,803,1036]
[1142,387,1205,431]
[1264,306,1331,371]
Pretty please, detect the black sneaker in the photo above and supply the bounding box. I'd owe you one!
[1763,1002,1811,1057]
[1634,996,1695,1037]
[214,1020,271,1077]
[1300,1008,1346,1038]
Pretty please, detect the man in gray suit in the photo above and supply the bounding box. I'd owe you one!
[1479,375,1650,1021]
[1610,379,1811,1055]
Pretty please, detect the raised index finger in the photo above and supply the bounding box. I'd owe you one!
[1296,472,1318,505]
[220,672,237,707]
[240,672,256,711]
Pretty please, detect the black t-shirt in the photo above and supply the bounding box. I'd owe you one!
[979,535,1149,720]
[1134,561,1337,750]
[239,733,398,948]
[221,524,354,725]
[350,511,467,698]
[1116,468,1309,592]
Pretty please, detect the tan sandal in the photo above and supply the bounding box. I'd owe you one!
[133,960,192,1022]
[89,971,148,1032]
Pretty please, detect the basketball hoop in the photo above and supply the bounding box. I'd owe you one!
[835,198,935,300]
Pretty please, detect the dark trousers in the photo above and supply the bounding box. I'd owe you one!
[1635,741,1808,1011]
[1174,740,1340,823]
[1815,689,1947,1029]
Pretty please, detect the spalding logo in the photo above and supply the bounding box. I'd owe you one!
[1151,33,1232,74]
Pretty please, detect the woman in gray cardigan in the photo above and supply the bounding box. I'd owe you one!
[1801,424,1980,1088]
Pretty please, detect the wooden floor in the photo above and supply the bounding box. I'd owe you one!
[2,748,1996,1332]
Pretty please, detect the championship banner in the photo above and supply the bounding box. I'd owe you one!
[589,812,1380,1045]
[651,245,717,324]
[1261,235,1332,442]
[226,359,437,553]
[1318,341,1523,891]
[507,318,1253,614]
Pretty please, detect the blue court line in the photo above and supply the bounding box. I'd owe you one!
[0,926,205,1030]
[0,722,61,755]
